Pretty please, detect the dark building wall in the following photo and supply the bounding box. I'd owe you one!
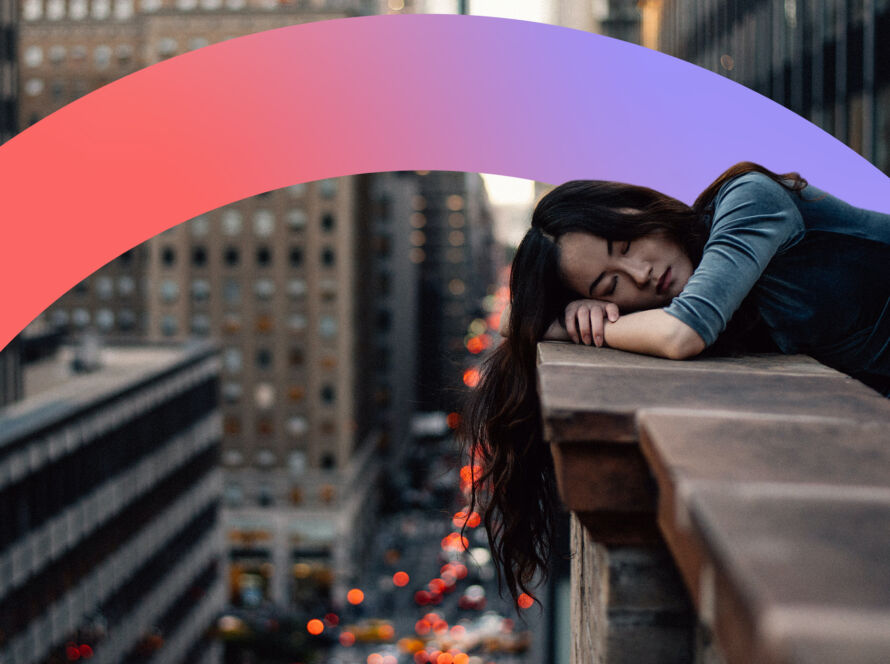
[655,0,890,173]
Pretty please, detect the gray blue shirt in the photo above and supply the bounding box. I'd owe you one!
[664,172,890,393]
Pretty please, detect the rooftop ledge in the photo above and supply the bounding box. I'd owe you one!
[537,342,890,664]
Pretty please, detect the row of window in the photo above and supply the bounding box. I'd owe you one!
[158,244,332,269]
[221,449,335,473]
[159,312,338,338]
[222,415,337,438]
[21,0,288,21]
[23,43,133,69]
[186,208,335,236]
[218,381,336,408]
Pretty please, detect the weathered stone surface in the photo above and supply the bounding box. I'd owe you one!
[638,412,890,607]
[570,516,695,664]
[691,488,890,664]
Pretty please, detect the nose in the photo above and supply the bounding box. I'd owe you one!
[622,259,654,287]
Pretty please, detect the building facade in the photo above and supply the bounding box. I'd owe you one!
[643,0,890,173]
[0,341,224,664]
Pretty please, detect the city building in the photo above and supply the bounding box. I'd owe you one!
[642,0,890,173]
[0,340,224,664]
[0,0,15,142]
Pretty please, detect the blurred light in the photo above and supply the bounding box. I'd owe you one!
[466,336,485,354]
[368,654,384,664]
[453,655,469,664]
[393,571,410,587]
[446,195,464,211]
[379,623,396,640]
[469,318,486,335]
[462,368,480,388]
[347,588,365,605]
[415,619,431,635]
[452,511,481,529]
[429,578,446,594]
[410,230,426,246]
[382,656,398,664]
[432,619,449,634]
[720,54,735,71]
[293,562,312,578]
[409,248,426,263]
[436,653,454,664]
[450,625,466,638]
[414,651,430,664]
[414,590,432,605]
[517,593,534,609]
[388,0,403,9]
[339,631,356,647]
[79,645,93,659]
[324,613,339,626]
[410,212,426,228]
[448,278,466,295]
[66,644,80,661]
[307,619,324,635]
[446,412,461,429]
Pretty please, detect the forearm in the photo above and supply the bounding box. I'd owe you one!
[602,309,706,359]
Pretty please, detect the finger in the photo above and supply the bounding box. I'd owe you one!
[576,309,592,345]
[606,303,620,322]
[591,308,604,347]
[565,309,579,344]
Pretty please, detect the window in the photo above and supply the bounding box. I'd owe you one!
[288,347,304,366]
[161,245,176,266]
[319,179,338,198]
[222,210,242,235]
[49,45,66,63]
[191,279,210,301]
[161,315,178,336]
[255,348,272,370]
[191,314,210,335]
[288,183,306,197]
[255,383,275,409]
[190,216,209,236]
[449,230,465,247]
[223,313,241,334]
[114,0,133,19]
[51,309,69,327]
[188,36,209,50]
[224,247,240,267]
[289,247,303,268]
[73,308,90,327]
[288,314,307,331]
[159,280,179,303]
[96,277,113,300]
[287,416,308,437]
[446,194,464,211]
[411,230,426,246]
[46,0,63,19]
[118,309,136,331]
[222,382,242,403]
[449,213,465,228]
[96,309,114,331]
[192,246,207,267]
[320,385,335,404]
[24,46,42,68]
[319,316,337,339]
[288,385,305,401]
[256,449,275,466]
[254,279,275,300]
[157,37,178,56]
[321,213,335,232]
[254,210,275,236]
[287,279,306,299]
[224,348,242,373]
[223,279,240,305]
[321,247,335,267]
[256,246,272,267]
[91,0,110,19]
[287,209,306,231]
[224,416,241,434]
[25,78,44,97]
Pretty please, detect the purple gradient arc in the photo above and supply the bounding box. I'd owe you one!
[0,14,888,350]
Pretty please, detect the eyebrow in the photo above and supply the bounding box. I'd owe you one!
[588,240,612,296]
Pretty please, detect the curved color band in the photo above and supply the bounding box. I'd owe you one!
[1,14,888,350]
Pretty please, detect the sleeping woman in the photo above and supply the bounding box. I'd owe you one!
[459,161,890,603]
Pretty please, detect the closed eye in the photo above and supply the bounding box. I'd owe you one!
[606,275,618,296]
[621,240,631,255]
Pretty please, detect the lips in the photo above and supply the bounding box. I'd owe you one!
[656,266,672,295]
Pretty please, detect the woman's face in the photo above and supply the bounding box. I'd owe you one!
[557,231,693,312]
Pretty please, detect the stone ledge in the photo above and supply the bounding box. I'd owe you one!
[538,341,890,664]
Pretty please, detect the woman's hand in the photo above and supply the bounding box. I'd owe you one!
[564,299,620,347]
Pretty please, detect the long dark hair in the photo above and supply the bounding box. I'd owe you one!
[459,162,808,604]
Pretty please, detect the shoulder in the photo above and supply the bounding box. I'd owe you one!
[712,172,796,212]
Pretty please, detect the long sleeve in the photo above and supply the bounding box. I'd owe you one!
[663,173,805,347]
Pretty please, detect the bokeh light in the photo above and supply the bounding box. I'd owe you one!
[306,619,324,635]
[347,588,365,605]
